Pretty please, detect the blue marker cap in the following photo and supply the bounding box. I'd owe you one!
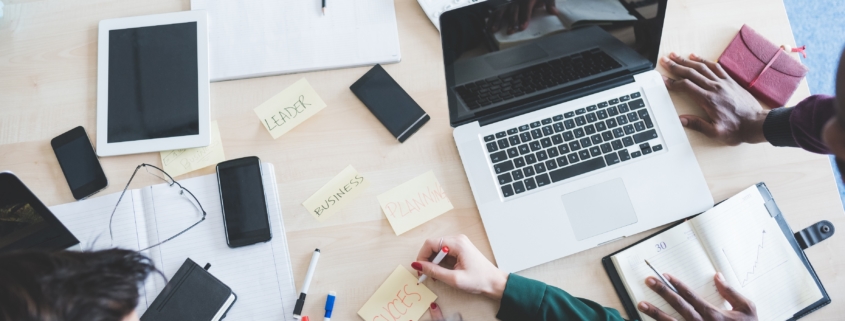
[324,291,336,320]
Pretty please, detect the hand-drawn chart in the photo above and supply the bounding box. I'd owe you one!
[722,229,789,288]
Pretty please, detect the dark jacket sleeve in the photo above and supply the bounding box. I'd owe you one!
[497,274,626,321]
[763,95,837,154]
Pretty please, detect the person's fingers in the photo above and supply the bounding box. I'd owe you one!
[416,237,443,262]
[645,276,699,321]
[689,53,729,79]
[637,301,677,321]
[415,261,460,286]
[671,52,718,81]
[714,272,756,314]
[665,273,720,319]
[507,5,520,34]
[662,74,708,99]
[544,0,559,14]
[487,9,506,33]
[679,115,718,138]
[661,55,715,90]
[519,0,537,30]
[430,302,446,321]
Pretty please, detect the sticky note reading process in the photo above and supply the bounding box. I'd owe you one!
[160,120,226,178]
[378,171,453,235]
[358,265,437,321]
[254,78,327,139]
[302,165,370,221]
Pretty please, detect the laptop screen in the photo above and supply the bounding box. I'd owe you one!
[441,0,666,126]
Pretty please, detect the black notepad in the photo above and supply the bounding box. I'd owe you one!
[603,183,829,321]
[141,258,237,321]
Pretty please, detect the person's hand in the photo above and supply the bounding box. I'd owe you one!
[487,0,558,34]
[412,235,509,300]
[660,52,769,146]
[638,272,758,321]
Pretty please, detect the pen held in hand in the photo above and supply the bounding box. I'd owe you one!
[418,246,449,284]
[644,259,678,293]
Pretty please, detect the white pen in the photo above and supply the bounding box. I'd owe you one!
[418,246,449,284]
[645,259,678,293]
[293,249,321,319]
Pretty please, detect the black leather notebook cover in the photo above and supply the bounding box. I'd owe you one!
[141,258,236,321]
[602,183,830,321]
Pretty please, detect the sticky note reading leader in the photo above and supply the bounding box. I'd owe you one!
[358,265,437,321]
[254,78,327,139]
[377,171,453,235]
[302,165,371,221]
[160,120,226,178]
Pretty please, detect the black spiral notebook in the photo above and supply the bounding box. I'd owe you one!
[603,183,829,321]
[141,258,237,321]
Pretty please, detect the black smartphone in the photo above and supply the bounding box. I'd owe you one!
[350,64,430,143]
[216,156,272,248]
[51,126,108,200]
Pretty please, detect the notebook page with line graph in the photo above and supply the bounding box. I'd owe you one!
[690,186,822,321]
[611,186,823,321]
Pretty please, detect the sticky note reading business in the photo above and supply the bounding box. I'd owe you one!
[302,165,370,221]
[377,171,453,235]
[357,265,437,321]
[254,78,327,139]
[160,120,226,178]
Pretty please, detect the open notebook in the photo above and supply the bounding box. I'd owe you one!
[604,184,828,321]
[50,163,297,321]
[192,0,401,81]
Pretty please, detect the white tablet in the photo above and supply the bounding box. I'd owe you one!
[96,11,210,157]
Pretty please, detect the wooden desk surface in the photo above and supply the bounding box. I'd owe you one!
[1,0,842,319]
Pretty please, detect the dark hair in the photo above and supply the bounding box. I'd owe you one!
[0,249,157,321]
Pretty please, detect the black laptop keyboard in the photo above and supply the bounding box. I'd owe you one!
[483,92,664,198]
[455,48,622,110]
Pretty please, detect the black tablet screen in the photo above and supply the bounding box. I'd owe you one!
[107,22,199,143]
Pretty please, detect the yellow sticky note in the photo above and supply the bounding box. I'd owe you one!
[377,171,453,235]
[302,165,370,221]
[358,265,437,321]
[254,78,327,139]
[160,120,226,178]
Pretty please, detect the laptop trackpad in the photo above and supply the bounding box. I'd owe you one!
[561,178,638,241]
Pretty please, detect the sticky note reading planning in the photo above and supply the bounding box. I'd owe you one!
[377,171,453,235]
[358,265,437,321]
[160,120,226,178]
[302,165,371,221]
[254,78,327,139]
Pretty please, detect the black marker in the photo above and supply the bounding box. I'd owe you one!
[321,0,326,16]
[294,249,321,319]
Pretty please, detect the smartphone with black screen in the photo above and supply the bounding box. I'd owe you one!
[350,64,429,143]
[51,126,108,200]
[216,156,272,248]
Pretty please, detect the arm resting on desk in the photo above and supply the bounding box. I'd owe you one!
[763,94,837,154]
[497,274,626,321]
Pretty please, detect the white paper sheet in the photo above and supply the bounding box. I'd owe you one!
[192,0,401,81]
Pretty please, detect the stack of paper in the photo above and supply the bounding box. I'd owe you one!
[192,0,401,81]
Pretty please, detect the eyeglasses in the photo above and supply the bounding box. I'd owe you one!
[109,164,207,252]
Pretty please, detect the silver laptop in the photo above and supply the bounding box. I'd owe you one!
[441,0,713,272]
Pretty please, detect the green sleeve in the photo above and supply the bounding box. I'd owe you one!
[496,273,627,321]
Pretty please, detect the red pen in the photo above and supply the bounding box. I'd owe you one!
[418,246,449,284]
